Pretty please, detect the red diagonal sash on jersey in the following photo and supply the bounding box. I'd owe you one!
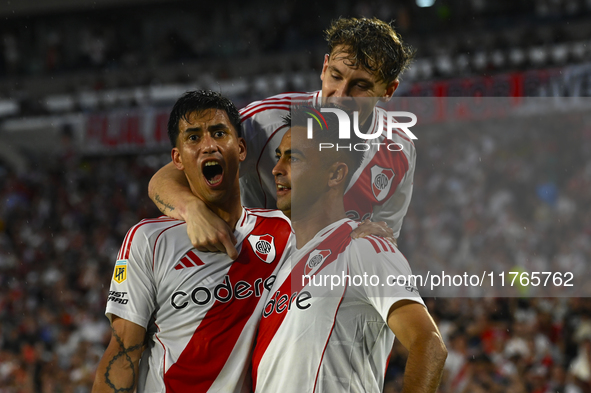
[163,217,290,392]
[251,222,353,388]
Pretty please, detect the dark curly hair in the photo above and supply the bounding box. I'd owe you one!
[325,17,415,84]
[167,90,241,147]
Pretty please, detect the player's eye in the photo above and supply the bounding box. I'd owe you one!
[331,74,342,80]
[188,134,198,141]
[290,156,299,162]
[214,130,226,138]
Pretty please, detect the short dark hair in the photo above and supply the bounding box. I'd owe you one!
[283,104,365,188]
[325,17,415,85]
[167,90,241,147]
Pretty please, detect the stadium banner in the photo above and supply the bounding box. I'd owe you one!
[82,107,171,153]
[289,97,591,299]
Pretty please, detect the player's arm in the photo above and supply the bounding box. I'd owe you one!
[92,315,146,393]
[148,162,238,259]
[148,161,188,219]
[387,300,447,393]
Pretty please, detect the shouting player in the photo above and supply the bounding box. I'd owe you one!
[92,91,393,393]
[252,107,447,392]
[148,17,414,259]
[91,91,293,392]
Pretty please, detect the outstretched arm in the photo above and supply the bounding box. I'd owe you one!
[92,316,146,393]
[388,300,447,393]
[148,162,238,259]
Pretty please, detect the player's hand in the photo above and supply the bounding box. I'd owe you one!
[350,219,397,246]
[184,199,239,260]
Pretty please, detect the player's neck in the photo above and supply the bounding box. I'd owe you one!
[291,192,346,249]
[210,203,242,231]
[200,193,243,232]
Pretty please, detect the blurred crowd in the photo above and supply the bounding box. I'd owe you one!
[1,0,591,81]
[399,110,591,298]
[390,110,591,390]
[1,0,590,121]
[387,297,591,393]
[0,148,164,392]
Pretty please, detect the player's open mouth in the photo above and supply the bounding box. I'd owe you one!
[203,160,224,186]
[276,183,291,195]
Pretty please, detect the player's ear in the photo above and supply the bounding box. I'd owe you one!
[381,79,400,102]
[171,147,184,170]
[320,53,330,82]
[327,162,349,188]
[238,137,247,162]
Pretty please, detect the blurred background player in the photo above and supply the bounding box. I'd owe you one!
[148,17,415,259]
[92,90,292,392]
[251,106,446,392]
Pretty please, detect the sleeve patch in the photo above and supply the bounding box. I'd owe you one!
[113,259,128,283]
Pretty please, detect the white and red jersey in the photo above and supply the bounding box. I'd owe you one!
[252,218,424,393]
[238,91,415,238]
[105,208,292,393]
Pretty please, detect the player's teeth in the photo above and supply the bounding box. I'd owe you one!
[205,161,219,166]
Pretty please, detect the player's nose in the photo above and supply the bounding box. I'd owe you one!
[272,159,286,177]
[332,81,350,98]
[200,133,219,154]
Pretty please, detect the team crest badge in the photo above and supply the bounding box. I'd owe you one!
[304,250,332,276]
[371,165,395,201]
[113,260,127,283]
[248,234,276,263]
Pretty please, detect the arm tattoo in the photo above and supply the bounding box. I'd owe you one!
[154,193,175,214]
[104,327,144,393]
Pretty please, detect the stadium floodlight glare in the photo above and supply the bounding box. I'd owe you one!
[416,0,436,7]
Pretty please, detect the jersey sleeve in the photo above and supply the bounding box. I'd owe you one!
[350,236,424,323]
[370,142,416,238]
[106,225,157,329]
